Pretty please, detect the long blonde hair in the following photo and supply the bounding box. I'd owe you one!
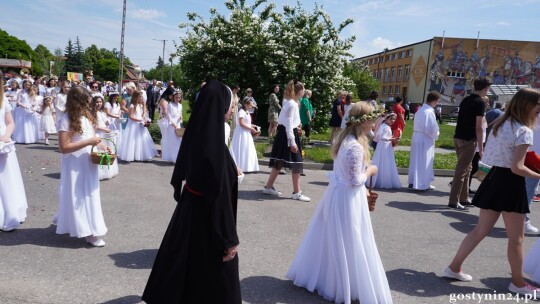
[332,102,374,162]
[0,70,4,108]
[492,88,540,136]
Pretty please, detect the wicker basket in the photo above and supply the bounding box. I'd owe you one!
[175,127,185,137]
[367,176,378,212]
[90,138,117,166]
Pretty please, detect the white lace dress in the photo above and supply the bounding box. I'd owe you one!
[12,91,39,144]
[286,135,393,304]
[104,102,123,148]
[371,123,401,189]
[55,115,107,238]
[161,102,182,163]
[39,106,57,134]
[229,109,259,172]
[118,104,157,162]
[96,111,119,180]
[0,103,28,230]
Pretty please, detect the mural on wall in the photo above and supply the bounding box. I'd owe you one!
[428,37,540,104]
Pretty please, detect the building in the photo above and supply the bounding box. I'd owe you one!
[354,37,540,109]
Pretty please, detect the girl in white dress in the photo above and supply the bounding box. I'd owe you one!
[104,92,123,148]
[162,90,182,163]
[13,80,39,144]
[229,97,259,172]
[92,96,119,180]
[6,81,20,111]
[39,96,57,145]
[55,87,108,247]
[340,93,354,129]
[371,113,401,189]
[54,82,69,129]
[157,95,169,161]
[286,102,392,304]
[0,72,28,232]
[118,90,157,162]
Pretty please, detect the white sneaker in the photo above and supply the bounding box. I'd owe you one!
[442,267,472,281]
[86,236,106,247]
[292,191,311,202]
[262,186,281,196]
[525,221,540,234]
[508,282,540,298]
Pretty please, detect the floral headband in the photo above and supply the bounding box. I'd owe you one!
[345,110,383,124]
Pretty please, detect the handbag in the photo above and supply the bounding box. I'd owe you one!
[367,176,378,212]
[175,127,185,137]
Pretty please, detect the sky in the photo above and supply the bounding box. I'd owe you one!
[2,0,539,71]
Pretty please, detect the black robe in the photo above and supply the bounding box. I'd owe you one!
[143,80,241,303]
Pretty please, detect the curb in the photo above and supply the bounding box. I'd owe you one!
[258,158,455,177]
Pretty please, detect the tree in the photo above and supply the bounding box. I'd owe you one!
[156,56,164,69]
[33,44,54,76]
[64,39,75,72]
[343,61,380,100]
[64,37,90,73]
[52,48,66,77]
[176,0,355,132]
[93,58,120,81]
[85,44,103,69]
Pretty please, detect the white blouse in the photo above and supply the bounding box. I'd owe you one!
[483,120,532,168]
[277,99,301,147]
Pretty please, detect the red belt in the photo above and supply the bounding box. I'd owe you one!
[184,183,203,196]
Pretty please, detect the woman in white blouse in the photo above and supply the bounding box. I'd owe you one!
[262,80,310,202]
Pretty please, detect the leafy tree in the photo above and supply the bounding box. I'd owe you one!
[64,37,90,73]
[64,39,75,72]
[33,44,54,76]
[52,48,66,77]
[176,0,355,132]
[93,58,120,81]
[85,44,103,69]
[0,28,36,73]
[343,61,380,100]
[156,56,164,69]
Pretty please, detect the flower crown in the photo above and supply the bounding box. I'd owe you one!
[345,110,383,124]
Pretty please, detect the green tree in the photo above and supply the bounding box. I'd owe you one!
[176,0,355,132]
[85,44,103,69]
[52,48,66,77]
[343,61,380,100]
[93,58,120,81]
[33,44,54,76]
[64,39,75,72]
[0,28,36,73]
[156,56,164,69]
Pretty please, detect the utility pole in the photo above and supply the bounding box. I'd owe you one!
[153,39,167,83]
[169,56,173,81]
[118,0,127,94]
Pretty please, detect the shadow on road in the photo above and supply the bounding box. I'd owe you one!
[109,249,158,269]
[26,145,60,152]
[0,225,92,249]
[387,268,493,298]
[386,201,448,212]
[239,190,283,201]
[98,295,142,304]
[44,172,61,179]
[241,276,334,304]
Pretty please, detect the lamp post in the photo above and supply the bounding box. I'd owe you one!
[153,39,167,83]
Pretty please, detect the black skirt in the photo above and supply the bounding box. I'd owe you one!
[268,125,304,174]
[472,166,529,214]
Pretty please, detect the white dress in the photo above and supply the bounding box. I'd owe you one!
[157,102,169,161]
[39,106,57,134]
[0,103,28,230]
[229,109,259,172]
[12,91,39,144]
[340,103,353,129]
[161,102,182,163]
[104,102,123,148]
[286,135,393,304]
[55,93,67,129]
[371,123,401,189]
[96,111,119,180]
[524,239,540,284]
[407,104,439,190]
[118,104,157,162]
[55,115,107,238]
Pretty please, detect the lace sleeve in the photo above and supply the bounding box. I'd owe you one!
[346,144,368,186]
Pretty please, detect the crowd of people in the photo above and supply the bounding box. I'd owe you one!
[3,70,540,303]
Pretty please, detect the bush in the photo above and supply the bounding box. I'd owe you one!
[147,123,162,144]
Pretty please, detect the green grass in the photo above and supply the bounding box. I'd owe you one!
[311,121,456,149]
[254,142,270,159]
[394,150,457,169]
[303,146,333,163]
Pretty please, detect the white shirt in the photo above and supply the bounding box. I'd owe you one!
[483,120,532,168]
[278,99,301,147]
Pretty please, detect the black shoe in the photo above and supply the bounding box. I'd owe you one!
[448,203,468,211]
[300,173,306,176]
[408,184,413,189]
[469,189,476,194]
[460,201,475,207]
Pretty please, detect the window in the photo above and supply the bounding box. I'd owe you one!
[384,68,390,82]
[374,70,378,79]
[390,67,395,82]
[447,71,465,78]
[379,69,383,81]
[375,57,379,64]
[407,50,413,57]
[397,66,403,81]
[386,55,390,61]
[400,51,405,58]
[382,86,387,95]
[404,65,410,81]
[389,85,393,95]
[393,53,398,60]
[395,85,400,95]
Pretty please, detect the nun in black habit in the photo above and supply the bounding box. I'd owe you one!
[142,80,241,304]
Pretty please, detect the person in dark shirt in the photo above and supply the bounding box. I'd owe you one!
[448,78,491,210]
[485,102,504,139]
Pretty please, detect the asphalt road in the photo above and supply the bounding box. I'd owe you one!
[1,137,539,304]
